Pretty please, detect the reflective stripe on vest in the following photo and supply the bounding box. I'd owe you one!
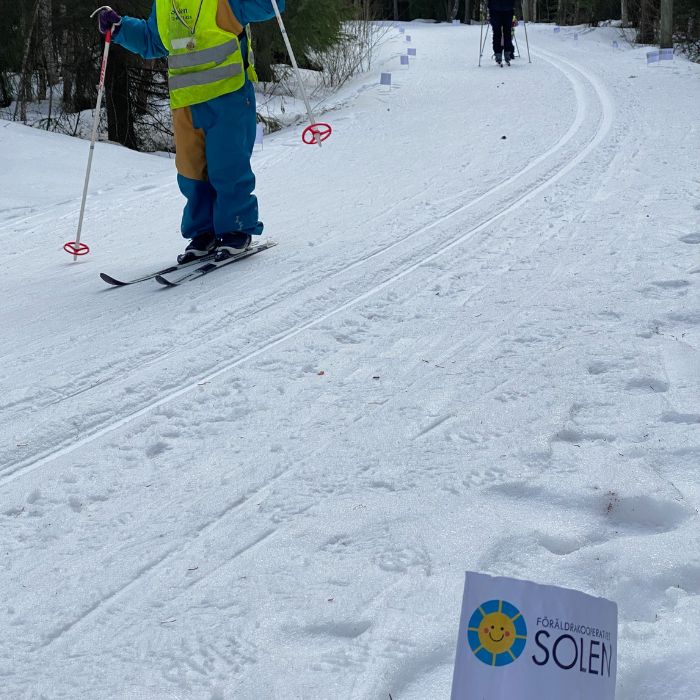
[169,62,243,90]
[168,36,240,69]
[156,0,256,110]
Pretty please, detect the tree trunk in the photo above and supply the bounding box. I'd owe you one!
[557,0,566,25]
[464,0,472,24]
[135,61,154,116]
[0,73,12,109]
[37,66,47,101]
[106,44,139,150]
[450,0,460,20]
[621,0,629,26]
[14,0,42,122]
[660,0,673,47]
[638,0,658,43]
[47,78,54,131]
[60,3,76,111]
[39,0,59,88]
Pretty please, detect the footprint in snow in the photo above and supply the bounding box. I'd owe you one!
[639,280,691,298]
[536,531,608,556]
[625,377,670,393]
[552,427,617,443]
[651,279,692,289]
[302,619,372,640]
[145,441,170,458]
[587,360,616,375]
[603,493,694,533]
[660,411,700,425]
[374,546,431,574]
[680,232,700,244]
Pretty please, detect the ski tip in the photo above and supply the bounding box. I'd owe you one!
[155,274,177,287]
[100,273,127,286]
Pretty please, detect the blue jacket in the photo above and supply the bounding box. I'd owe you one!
[114,0,285,59]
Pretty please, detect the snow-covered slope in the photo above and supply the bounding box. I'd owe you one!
[1,22,699,699]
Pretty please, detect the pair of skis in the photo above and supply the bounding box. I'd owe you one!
[100,241,277,288]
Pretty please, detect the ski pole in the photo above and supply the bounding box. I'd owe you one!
[479,3,491,66]
[269,0,331,147]
[478,10,485,66]
[64,6,116,259]
[523,19,532,63]
[480,23,490,65]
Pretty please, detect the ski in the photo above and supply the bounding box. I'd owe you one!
[100,251,217,286]
[155,241,277,287]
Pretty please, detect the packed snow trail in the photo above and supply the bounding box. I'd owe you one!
[0,34,606,484]
[1,23,699,699]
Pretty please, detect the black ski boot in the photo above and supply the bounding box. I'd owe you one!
[494,52,503,66]
[177,231,217,264]
[214,232,252,262]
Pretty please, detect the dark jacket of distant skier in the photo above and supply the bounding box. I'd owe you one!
[101,0,286,262]
[487,0,515,60]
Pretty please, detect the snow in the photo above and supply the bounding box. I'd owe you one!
[1,22,699,699]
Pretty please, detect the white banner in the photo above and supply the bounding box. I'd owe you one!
[451,572,617,700]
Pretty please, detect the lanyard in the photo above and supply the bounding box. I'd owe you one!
[170,0,205,36]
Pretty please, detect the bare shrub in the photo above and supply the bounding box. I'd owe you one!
[315,3,392,90]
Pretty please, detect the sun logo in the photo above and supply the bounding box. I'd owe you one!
[467,599,527,667]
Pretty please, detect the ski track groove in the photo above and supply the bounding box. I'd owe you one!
[413,414,456,440]
[37,545,179,649]
[180,527,279,594]
[38,507,277,650]
[0,49,611,494]
[34,438,302,649]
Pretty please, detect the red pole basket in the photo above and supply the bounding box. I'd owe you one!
[63,241,91,256]
[302,123,332,145]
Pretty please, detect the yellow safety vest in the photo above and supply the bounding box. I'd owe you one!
[157,0,257,109]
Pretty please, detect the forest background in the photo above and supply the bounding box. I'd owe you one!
[1,0,698,152]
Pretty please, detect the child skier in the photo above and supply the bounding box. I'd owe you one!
[97,1,285,263]
[487,0,515,65]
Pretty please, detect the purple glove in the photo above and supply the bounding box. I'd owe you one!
[98,8,122,34]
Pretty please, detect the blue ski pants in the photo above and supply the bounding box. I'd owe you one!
[173,80,263,240]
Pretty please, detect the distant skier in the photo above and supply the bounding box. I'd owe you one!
[96,1,285,263]
[487,0,515,65]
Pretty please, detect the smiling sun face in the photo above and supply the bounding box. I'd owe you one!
[478,611,516,654]
[467,600,528,667]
